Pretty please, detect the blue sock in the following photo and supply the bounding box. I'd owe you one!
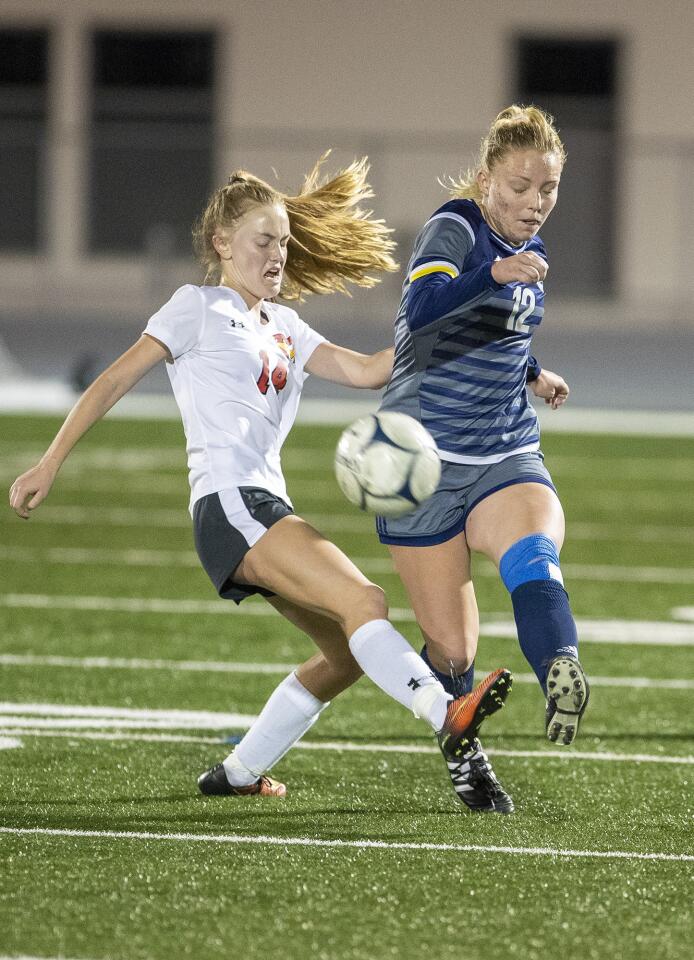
[420,645,475,697]
[500,534,579,691]
[510,580,578,690]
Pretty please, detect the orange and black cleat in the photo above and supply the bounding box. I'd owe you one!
[437,668,513,761]
[197,763,286,797]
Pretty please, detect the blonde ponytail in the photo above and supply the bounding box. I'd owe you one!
[193,153,398,299]
[445,104,567,200]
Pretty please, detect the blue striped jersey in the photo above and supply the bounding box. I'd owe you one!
[380,198,546,464]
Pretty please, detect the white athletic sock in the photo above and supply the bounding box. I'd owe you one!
[348,619,451,730]
[223,672,328,786]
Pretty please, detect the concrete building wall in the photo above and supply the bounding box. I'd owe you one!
[0,0,692,327]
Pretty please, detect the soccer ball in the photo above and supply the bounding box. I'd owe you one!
[334,411,441,518]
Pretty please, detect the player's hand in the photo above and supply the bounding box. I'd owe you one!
[530,369,569,409]
[491,252,548,285]
[9,460,58,519]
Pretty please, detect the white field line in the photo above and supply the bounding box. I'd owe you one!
[0,737,22,749]
[2,543,694,585]
[6,502,694,531]
[1,653,693,692]
[0,702,256,730]
[0,653,295,674]
[2,725,693,767]
[0,445,328,474]
[568,522,694,544]
[1,825,692,862]
[6,506,694,539]
[8,452,694,480]
[3,391,694,433]
[3,593,694,645]
[6,509,694,545]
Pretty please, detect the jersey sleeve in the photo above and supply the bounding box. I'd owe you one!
[408,211,475,282]
[405,212,502,333]
[144,285,205,360]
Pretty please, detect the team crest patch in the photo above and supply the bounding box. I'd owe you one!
[273,333,295,362]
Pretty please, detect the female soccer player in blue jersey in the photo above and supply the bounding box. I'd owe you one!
[377,105,590,812]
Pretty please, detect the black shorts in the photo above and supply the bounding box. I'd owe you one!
[192,487,294,604]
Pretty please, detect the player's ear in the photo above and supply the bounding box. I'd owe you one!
[212,233,232,260]
[477,168,490,199]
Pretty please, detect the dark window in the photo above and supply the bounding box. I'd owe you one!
[89,30,215,255]
[0,28,48,250]
[519,39,617,98]
[515,37,619,295]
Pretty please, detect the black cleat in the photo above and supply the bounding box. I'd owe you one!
[445,739,514,813]
[545,656,590,745]
[197,763,286,797]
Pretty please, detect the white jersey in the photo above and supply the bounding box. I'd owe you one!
[144,284,326,512]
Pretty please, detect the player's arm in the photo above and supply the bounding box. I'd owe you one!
[305,342,394,389]
[9,334,168,519]
[408,251,549,333]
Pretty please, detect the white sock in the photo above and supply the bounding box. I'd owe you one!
[223,672,328,786]
[348,619,451,730]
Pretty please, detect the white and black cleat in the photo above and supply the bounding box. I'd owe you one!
[445,738,514,813]
[545,656,590,745]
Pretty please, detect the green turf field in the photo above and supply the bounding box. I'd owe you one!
[1,413,693,960]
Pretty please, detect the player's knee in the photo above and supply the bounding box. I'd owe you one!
[499,533,564,594]
[356,582,388,621]
[420,627,477,672]
[428,642,476,674]
[339,582,388,630]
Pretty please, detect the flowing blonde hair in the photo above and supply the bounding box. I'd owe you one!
[192,153,398,300]
[445,104,567,200]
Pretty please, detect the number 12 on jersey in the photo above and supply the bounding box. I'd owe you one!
[507,286,536,333]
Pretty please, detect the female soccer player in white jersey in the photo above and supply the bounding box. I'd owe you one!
[376,105,590,811]
[9,157,512,810]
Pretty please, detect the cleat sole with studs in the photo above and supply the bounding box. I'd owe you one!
[545,657,590,745]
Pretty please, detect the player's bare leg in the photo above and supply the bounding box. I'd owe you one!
[389,531,514,813]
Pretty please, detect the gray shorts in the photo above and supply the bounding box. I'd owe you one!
[193,487,294,604]
[376,451,555,546]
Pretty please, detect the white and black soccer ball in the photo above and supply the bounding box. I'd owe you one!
[334,411,441,518]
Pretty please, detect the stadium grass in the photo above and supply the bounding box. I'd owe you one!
[1,414,693,960]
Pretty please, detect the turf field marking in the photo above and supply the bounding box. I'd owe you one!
[2,718,693,766]
[1,445,328,473]
[567,522,694,544]
[0,736,22,750]
[0,653,295,674]
[0,703,256,730]
[1,825,692,863]
[3,593,694,645]
[4,543,694,585]
[2,398,694,433]
[2,653,692,691]
[5,507,694,545]
[6,503,694,532]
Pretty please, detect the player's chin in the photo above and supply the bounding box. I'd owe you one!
[261,276,283,297]
[517,220,542,240]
